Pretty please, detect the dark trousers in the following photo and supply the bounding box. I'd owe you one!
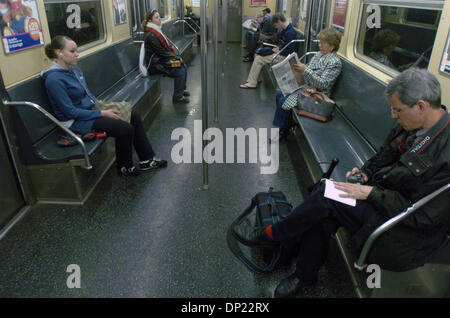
[92,110,155,168]
[167,64,188,99]
[272,187,375,281]
[245,31,259,57]
[273,90,293,129]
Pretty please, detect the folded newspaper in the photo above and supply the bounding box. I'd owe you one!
[242,19,258,32]
[271,52,301,96]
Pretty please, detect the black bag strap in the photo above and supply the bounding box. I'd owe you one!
[226,188,285,273]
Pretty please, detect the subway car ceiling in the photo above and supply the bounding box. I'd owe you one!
[0,0,449,104]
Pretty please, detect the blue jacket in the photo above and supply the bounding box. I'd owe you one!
[41,63,101,134]
[278,23,299,56]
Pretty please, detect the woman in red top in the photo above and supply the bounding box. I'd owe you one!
[142,9,190,104]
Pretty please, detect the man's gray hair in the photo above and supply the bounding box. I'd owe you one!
[385,67,441,108]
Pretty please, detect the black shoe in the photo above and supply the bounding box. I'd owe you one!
[140,158,168,170]
[119,166,140,176]
[269,129,289,144]
[274,273,317,298]
[183,90,190,97]
[232,222,279,247]
[173,96,190,103]
[243,57,254,62]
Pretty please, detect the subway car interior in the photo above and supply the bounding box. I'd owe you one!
[0,0,449,298]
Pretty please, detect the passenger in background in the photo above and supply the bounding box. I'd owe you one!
[240,13,298,89]
[369,29,400,69]
[185,5,200,27]
[142,9,190,104]
[42,36,167,176]
[259,7,277,44]
[233,68,450,297]
[243,13,263,63]
[0,0,10,36]
[271,28,342,142]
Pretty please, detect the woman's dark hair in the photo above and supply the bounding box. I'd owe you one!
[142,9,158,29]
[371,29,400,53]
[44,35,72,59]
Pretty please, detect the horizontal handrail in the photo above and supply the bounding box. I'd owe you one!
[354,182,450,270]
[3,101,93,170]
[270,39,305,65]
[183,17,200,32]
[298,51,319,63]
[174,19,199,35]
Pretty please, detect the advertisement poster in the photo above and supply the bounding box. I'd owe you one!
[250,0,267,6]
[332,0,348,31]
[192,0,208,8]
[439,30,450,75]
[1,0,44,54]
[113,0,127,25]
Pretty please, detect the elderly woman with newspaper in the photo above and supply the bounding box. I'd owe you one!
[271,28,342,142]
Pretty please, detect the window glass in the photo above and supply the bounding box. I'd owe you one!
[158,0,167,19]
[297,0,310,34]
[290,0,300,29]
[356,2,442,73]
[44,0,106,49]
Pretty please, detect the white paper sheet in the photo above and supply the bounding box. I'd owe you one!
[324,179,356,207]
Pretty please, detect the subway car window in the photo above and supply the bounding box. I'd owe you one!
[356,1,443,74]
[44,0,106,49]
[290,0,301,28]
[158,0,167,19]
[297,0,310,34]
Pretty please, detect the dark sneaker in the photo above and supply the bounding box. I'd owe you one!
[183,90,190,97]
[173,96,190,103]
[119,166,140,176]
[274,273,318,298]
[140,159,168,170]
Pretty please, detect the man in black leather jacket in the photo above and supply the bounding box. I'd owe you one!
[232,68,450,297]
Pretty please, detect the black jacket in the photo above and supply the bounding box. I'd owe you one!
[352,111,450,271]
[144,31,181,76]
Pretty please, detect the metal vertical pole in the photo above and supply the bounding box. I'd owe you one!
[200,0,208,189]
[213,0,219,122]
[221,0,228,119]
[181,0,185,37]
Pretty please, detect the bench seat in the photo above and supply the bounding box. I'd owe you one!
[3,38,163,203]
[293,108,375,182]
[291,56,449,297]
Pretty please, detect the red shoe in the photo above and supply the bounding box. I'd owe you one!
[95,131,107,139]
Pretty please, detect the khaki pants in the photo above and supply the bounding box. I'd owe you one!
[247,53,285,86]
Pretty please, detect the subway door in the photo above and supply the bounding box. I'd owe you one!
[226,0,242,42]
[305,0,331,53]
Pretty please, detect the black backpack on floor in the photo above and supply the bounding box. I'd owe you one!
[227,187,296,273]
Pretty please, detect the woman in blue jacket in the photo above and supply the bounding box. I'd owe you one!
[42,36,167,176]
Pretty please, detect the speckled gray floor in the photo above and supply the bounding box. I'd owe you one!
[0,43,355,298]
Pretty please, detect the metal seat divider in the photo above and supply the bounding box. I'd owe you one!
[354,183,450,270]
[3,101,92,170]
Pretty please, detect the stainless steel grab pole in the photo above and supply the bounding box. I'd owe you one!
[213,0,219,122]
[200,0,208,189]
[221,0,228,119]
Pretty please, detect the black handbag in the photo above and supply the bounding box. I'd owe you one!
[227,187,298,273]
[296,90,335,122]
[255,44,275,56]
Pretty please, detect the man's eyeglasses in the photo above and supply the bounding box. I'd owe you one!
[391,102,417,115]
